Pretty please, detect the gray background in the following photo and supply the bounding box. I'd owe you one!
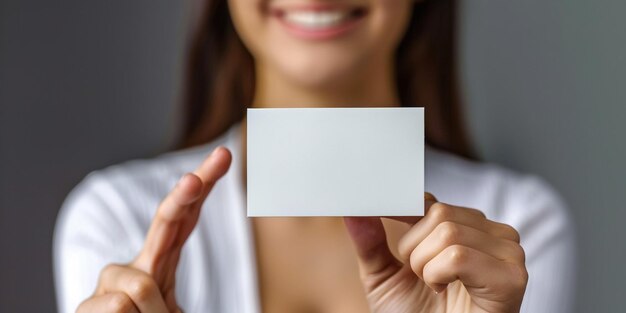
[1,0,624,312]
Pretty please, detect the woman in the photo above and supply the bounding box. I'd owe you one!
[54,0,576,312]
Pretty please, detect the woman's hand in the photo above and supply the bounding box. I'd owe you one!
[76,147,232,313]
[344,193,528,313]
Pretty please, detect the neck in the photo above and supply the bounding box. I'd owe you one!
[252,60,400,108]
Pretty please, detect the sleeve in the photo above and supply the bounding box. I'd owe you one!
[505,176,578,313]
[53,172,145,313]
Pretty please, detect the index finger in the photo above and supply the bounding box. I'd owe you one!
[136,147,232,270]
[384,192,438,224]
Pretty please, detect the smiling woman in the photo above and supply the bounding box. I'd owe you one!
[180,0,473,159]
[53,0,576,313]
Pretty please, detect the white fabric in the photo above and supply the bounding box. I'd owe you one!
[53,123,577,313]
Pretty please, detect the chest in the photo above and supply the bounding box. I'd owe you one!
[252,217,408,313]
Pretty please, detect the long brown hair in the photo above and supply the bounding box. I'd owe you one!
[179,0,475,159]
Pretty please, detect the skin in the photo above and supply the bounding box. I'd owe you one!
[78,0,528,312]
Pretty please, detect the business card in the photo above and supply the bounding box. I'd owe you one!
[247,107,424,216]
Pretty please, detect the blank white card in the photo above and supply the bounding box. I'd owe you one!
[247,107,424,216]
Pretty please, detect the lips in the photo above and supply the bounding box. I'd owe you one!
[270,5,367,39]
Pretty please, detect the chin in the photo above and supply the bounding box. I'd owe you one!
[272,48,369,89]
[230,0,412,92]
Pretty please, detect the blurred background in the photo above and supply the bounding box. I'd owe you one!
[1,0,624,312]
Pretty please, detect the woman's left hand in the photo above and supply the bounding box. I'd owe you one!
[344,193,528,313]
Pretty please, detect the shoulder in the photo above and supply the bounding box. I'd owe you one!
[54,128,234,253]
[70,128,230,204]
[425,146,574,238]
[82,138,221,204]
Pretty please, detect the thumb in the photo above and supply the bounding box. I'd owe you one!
[344,217,401,286]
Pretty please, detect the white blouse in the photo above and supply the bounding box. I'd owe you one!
[54,123,577,313]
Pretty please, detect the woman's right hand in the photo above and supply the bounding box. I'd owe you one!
[77,147,232,313]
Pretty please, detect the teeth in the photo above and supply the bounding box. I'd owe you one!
[284,11,350,29]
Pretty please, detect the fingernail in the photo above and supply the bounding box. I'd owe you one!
[176,173,189,187]
[212,146,226,158]
[424,192,437,202]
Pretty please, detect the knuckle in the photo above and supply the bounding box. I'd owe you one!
[397,236,412,261]
[469,207,486,218]
[446,245,469,265]
[409,249,424,276]
[436,221,461,245]
[127,275,157,302]
[421,261,437,286]
[99,263,121,282]
[519,266,529,284]
[429,203,453,222]
[101,263,118,277]
[510,243,527,263]
[76,298,93,313]
[156,200,175,222]
[512,264,529,291]
[502,224,521,243]
[108,293,135,312]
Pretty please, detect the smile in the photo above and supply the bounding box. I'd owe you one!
[271,5,367,39]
